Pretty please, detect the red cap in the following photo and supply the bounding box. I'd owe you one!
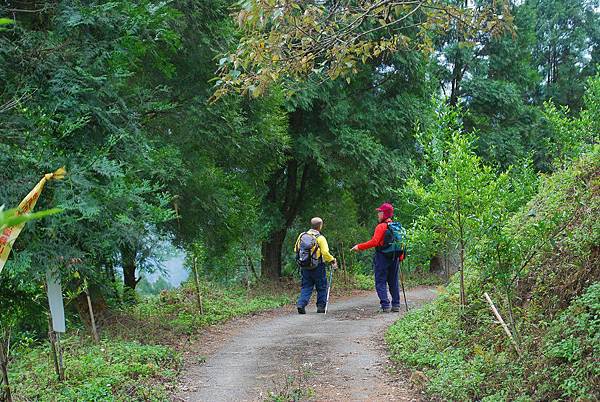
[376,203,394,219]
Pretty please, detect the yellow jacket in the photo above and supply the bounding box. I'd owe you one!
[293,229,336,263]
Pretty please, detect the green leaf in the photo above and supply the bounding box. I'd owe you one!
[0,207,62,230]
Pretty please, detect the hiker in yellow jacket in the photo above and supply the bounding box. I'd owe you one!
[294,217,337,314]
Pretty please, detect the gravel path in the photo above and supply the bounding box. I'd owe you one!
[175,286,437,402]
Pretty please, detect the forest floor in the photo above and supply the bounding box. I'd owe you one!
[174,286,437,402]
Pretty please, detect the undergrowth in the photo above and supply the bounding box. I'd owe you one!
[386,148,599,401]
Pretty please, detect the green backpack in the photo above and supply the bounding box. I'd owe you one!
[376,221,407,257]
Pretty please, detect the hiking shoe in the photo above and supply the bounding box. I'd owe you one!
[297,306,306,314]
[381,307,391,313]
[391,306,400,312]
[317,306,326,313]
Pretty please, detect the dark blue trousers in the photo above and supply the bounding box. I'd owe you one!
[297,263,328,308]
[373,252,400,309]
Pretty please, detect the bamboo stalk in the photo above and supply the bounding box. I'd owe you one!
[484,292,522,356]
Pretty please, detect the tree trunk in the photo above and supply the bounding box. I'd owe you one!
[429,253,444,274]
[121,245,138,291]
[459,236,466,306]
[261,229,286,279]
[455,175,467,307]
[259,109,313,279]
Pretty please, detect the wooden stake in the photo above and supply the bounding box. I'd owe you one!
[243,245,259,281]
[48,316,60,380]
[47,316,64,381]
[84,279,100,343]
[0,329,12,402]
[399,260,409,312]
[192,257,204,314]
[55,332,65,381]
[340,241,348,286]
[484,292,522,356]
[246,263,251,292]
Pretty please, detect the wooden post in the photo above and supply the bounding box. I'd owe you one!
[444,247,450,284]
[47,316,64,381]
[0,329,12,402]
[243,245,260,281]
[56,332,65,381]
[340,241,348,286]
[484,292,522,356]
[84,279,100,343]
[192,257,204,314]
[246,263,251,292]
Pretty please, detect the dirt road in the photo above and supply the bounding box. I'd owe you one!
[175,287,436,402]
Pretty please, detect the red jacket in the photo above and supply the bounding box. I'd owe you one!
[357,218,392,250]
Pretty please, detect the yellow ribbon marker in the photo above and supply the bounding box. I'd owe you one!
[0,167,66,274]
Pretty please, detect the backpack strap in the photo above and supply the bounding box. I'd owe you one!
[375,222,392,252]
[295,232,306,252]
[311,233,322,263]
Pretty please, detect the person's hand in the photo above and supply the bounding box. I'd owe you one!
[350,245,360,252]
[332,259,338,270]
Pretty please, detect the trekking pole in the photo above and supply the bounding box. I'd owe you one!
[324,266,334,314]
[399,259,409,312]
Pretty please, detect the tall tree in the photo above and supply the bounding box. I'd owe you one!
[531,0,600,110]
[1,0,180,296]
[259,50,430,277]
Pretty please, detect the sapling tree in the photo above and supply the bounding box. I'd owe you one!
[408,102,495,306]
[474,162,538,336]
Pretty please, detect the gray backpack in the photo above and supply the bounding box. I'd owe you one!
[295,232,322,269]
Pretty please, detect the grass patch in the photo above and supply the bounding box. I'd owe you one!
[263,363,316,402]
[108,281,294,343]
[386,290,519,400]
[7,280,294,401]
[9,338,180,401]
[386,282,600,401]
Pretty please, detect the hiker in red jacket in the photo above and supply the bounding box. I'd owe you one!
[351,203,402,312]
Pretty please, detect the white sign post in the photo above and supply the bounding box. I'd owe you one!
[46,269,66,333]
[46,268,66,381]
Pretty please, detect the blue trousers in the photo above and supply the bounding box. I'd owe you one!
[373,252,400,309]
[297,263,328,308]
